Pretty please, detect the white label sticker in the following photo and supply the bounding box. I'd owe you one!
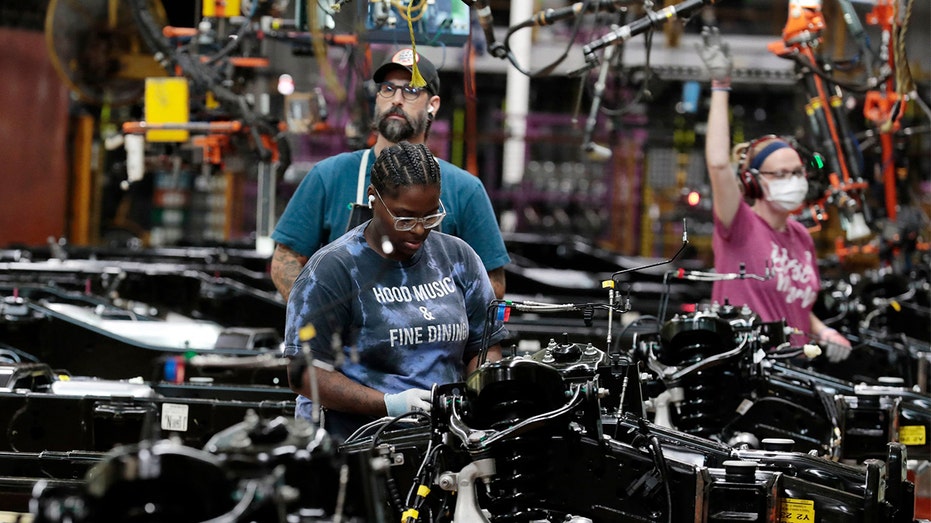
[736,399,754,415]
[161,403,189,432]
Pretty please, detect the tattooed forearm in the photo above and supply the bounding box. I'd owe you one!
[271,244,309,300]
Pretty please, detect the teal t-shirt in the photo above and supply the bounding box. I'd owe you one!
[284,224,508,439]
[272,148,510,272]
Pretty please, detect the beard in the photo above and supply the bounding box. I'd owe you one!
[375,106,429,143]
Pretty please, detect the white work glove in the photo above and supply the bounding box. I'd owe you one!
[819,328,852,363]
[384,388,432,417]
[696,26,732,83]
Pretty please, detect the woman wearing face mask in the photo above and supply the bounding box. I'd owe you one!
[698,27,851,361]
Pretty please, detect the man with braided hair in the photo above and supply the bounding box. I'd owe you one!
[284,142,507,440]
[271,48,509,301]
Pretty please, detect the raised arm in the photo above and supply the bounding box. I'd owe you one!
[699,27,743,229]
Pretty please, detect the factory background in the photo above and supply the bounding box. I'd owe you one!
[0,0,929,521]
[1,0,928,265]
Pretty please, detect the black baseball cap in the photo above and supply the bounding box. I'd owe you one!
[372,48,440,95]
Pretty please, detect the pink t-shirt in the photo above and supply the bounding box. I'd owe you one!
[712,200,820,344]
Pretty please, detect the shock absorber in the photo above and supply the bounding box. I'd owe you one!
[483,432,560,522]
[463,359,570,521]
[464,358,578,523]
[672,365,742,438]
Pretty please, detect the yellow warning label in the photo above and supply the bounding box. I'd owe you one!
[145,78,189,143]
[779,498,814,522]
[203,0,241,18]
[899,425,927,446]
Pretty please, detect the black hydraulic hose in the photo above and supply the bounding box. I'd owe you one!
[127,0,178,72]
[826,83,865,181]
[501,0,596,78]
[126,0,273,161]
[384,473,406,515]
[367,412,431,516]
[479,299,504,366]
[789,50,890,94]
[275,131,292,178]
[205,20,252,66]
[647,435,674,523]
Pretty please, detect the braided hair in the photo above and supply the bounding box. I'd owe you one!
[371,141,441,197]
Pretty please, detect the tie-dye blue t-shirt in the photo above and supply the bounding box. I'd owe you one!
[284,223,508,439]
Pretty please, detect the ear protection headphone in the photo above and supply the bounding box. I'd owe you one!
[737,134,782,200]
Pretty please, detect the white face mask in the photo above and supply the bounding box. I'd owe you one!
[763,176,808,211]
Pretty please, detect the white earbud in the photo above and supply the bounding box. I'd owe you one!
[381,235,394,255]
[368,194,375,208]
[427,107,434,114]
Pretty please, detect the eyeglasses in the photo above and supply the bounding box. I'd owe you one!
[375,82,429,101]
[373,188,446,231]
[758,167,807,180]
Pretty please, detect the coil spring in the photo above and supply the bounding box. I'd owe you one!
[474,390,563,522]
[673,365,740,438]
[483,435,553,522]
[483,397,539,432]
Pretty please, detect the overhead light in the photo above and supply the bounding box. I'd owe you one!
[277,74,295,96]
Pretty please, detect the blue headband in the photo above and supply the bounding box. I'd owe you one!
[749,140,791,172]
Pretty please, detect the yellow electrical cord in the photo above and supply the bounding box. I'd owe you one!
[308,0,346,102]
[893,0,915,96]
[405,0,426,88]
[393,0,429,22]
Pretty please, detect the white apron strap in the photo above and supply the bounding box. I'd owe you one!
[356,148,371,204]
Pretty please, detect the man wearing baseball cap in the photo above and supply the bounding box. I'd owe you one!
[372,47,441,98]
[270,48,509,300]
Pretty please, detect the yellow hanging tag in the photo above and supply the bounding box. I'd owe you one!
[299,324,317,342]
[406,1,426,88]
